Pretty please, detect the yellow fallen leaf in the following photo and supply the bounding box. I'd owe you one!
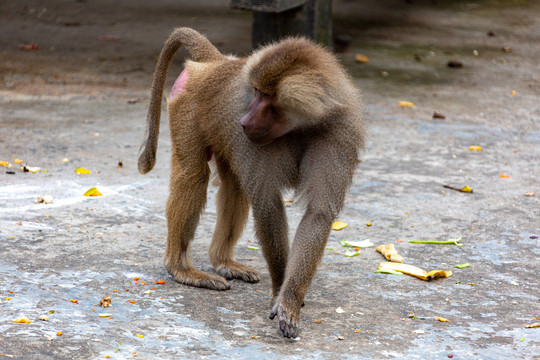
[75,168,91,175]
[13,158,23,164]
[435,316,449,322]
[84,187,102,197]
[13,316,32,324]
[0,161,10,167]
[377,262,452,281]
[469,146,482,151]
[355,54,369,64]
[23,166,41,173]
[398,101,415,108]
[376,244,404,263]
[460,185,473,193]
[331,221,348,231]
[136,334,144,338]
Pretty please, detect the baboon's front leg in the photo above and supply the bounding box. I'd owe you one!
[251,195,290,299]
[269,208,333,338]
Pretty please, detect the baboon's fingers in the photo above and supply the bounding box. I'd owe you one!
[270,302,298,338]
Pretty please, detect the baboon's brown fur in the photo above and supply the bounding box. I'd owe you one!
[138,27,365,338]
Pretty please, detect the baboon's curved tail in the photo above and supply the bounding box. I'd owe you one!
[138,27,224,174]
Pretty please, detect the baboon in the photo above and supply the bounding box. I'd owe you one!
[138,27,365,338]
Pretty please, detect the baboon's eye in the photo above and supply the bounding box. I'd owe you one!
[254,88,271,97]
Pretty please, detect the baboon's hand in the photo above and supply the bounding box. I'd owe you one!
[269,300,299,339]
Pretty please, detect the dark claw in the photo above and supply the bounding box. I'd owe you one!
[269,311,276,320]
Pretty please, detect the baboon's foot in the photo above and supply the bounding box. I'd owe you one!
[215,260,260,283]
[167,265,230,291]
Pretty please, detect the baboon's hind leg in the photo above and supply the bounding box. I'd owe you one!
[165,149,230,291]
[209,158,259,283]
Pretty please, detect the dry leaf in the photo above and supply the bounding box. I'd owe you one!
[376,244,404,263]
[331,221,348,231]
[37,195,53,204]
[433,112,446,119]
[398,101,415,108]
[75,168,91,175]
[377,262,452,281]
[100,296,111,308]
[83,187,102,196]
[354,54,369,63]
[12,316,32,324]
[23,166,41,173]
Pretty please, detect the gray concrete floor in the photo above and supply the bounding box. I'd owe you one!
[1,1,539,359]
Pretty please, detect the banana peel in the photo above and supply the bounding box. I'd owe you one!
[376,244,404,263]
[377,262,452,281]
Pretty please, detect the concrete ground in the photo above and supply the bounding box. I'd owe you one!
[1,0,539,359]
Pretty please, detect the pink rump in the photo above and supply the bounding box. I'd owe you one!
[171,68,189,99]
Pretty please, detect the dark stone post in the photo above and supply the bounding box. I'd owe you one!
[230,0,332,49]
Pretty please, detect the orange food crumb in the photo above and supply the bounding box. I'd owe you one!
[160,297,164,299]
[499,174,510,178]
[133,277,140,281]
[57,331,63,336]
[127,300,136,304]
[355,329,360,333]
[113,290,118,293]
[155,280,166,284]
[70,299,78,303]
